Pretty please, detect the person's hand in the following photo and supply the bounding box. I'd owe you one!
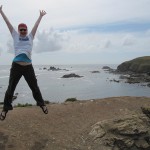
[40,10,46,17]
[0,5,3,13]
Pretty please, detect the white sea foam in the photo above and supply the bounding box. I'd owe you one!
[0,76,9,79]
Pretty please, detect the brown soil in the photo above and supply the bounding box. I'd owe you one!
[0,96,150,150]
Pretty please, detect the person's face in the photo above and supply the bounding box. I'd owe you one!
[18,28,28,36]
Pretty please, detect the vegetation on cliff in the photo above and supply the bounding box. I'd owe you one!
[117,56,150,73]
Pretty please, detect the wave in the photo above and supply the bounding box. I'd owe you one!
[0,76,9,79]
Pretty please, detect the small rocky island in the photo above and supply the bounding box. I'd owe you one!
[90,71,100,73]
[61,73,83,78]
[40,66,69,71]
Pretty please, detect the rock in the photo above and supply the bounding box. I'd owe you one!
[102,66,111,70]
[48,66,69,71]
[125,77,140,84]
[117,56,150,73]
[15,93,19,96]
[89,124,106,139]
[89,114,150,150]
[12,96,17,100]
[91,71,100,73]
[12,93,19,101]
[61,73,83,78]
[102,66,116,73]
[102,57,150,85]
[41,66,69,71]
[147,83,150,87]
[48,66,61,71]
[109,79,120,83]
[141,105,150,118]
[119,74,130,79]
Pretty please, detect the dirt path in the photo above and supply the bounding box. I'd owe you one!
[0,96,150,150]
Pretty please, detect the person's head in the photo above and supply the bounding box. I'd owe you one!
[18,23,28,36]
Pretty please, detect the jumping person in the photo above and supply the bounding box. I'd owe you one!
[0,5,48,121]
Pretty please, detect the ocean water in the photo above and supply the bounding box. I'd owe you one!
[0,64,150,105]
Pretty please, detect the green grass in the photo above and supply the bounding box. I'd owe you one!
[44,100,50,104]
[118,56,150,73]
[124,56,150,64]
[65,98,78,102]
[15,103,33,107]
[1,100,50,108]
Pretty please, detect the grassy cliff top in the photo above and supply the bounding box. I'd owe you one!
[117,56,150,73]
[129,56,150,63]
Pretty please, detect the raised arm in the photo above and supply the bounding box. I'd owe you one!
[31,10,46,38]
[0,5,13,33]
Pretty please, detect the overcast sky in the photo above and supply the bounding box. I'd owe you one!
[0,0,150,65]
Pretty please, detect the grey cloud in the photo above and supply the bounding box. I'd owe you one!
[104,40,111,48]
[6,29,65,54]
[7,39,14,54]
[0,46,2,55]
[122,35,136,46]
[33,29,64,53]
[122,38,135,46]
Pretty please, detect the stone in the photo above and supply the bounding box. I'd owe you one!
[90,71,100,73]
[61,73,83,78]
[89,114,150,150]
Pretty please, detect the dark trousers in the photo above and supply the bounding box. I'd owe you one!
[3,62,45,111]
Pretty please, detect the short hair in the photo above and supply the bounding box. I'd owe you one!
[18,23,27,30]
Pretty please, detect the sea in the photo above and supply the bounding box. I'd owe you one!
[0,64,150,106]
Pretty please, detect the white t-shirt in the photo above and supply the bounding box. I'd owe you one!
[11,29,33,60]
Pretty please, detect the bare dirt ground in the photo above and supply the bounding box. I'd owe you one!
[0,96,150,150]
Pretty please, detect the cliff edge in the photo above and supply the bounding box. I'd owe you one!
[0,96,150,150]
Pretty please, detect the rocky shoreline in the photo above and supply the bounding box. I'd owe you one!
[102,65,150,87]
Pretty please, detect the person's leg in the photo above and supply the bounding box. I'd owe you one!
[23,64,45,107]
[1,63,22,120]
[23,65,48,114]
[3,62,22,111]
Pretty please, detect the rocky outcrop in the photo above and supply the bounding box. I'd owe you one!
[61,73,83,78]
[48,66,69,71]
[102,66,116,73]
[89,112,150,150]
[48,66,61,71]
[102,66,111,70]
[106,57,150,86]
[117,56,150,73]
[118,73,150,85]
[90,71,100,73]
[40,66,69,71]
